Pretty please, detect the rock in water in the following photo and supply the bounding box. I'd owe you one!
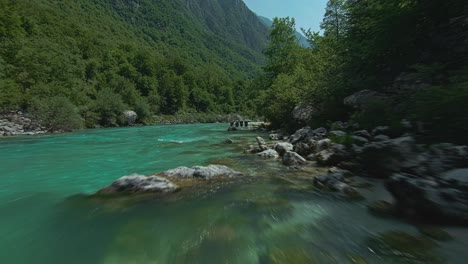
[257,149,279,159]
[274,142,293,156]
[282,151,306,166]
[256,136,269,151]
[161,165,243,179]
[386,173,468,224]
[97,174,178,194]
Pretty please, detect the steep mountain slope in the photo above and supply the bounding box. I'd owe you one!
[0,0,270,127]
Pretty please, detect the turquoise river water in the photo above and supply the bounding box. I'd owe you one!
[0,124,467,263]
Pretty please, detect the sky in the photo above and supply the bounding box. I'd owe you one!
[243,0,328,33]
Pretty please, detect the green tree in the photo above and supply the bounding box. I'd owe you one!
[30,97,82,132]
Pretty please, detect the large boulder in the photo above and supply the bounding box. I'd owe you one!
[293,142,311,156]
[289,127,313,144]
[316,144,349,166]
[161,165,243,179]
[123,110,138,125]
[282,151,307,166]
[274,142,294,156]
[353,136,418,177]
[344,90,383,109]
[386,173,468,224]
[97,174,178,194]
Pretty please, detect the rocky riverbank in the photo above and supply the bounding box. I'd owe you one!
[0,111,48,137]
[242,121,468,225]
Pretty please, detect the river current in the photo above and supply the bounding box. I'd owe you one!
[0,124,466,263]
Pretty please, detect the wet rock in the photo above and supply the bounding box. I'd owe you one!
[386,173,468,224]
[282,151,307,166]
[162,165,243,179]
[225,138,233,144]
[256,136,269,151]
[245,144,262,154]
[293,142,311,156]
[97,174,178,194]
[227,127,237,131]
[274,142,294,157]
[316,144,349,166]
[257,149,280,159]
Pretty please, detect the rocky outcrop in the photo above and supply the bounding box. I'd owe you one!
[0,111,47,136]
[97,174,179,194]
[386,172,468,224]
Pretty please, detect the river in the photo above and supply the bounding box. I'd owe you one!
[0,124,466,263]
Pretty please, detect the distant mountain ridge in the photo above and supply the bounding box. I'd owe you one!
[257,15,310,47]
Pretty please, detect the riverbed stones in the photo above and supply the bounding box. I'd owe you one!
[316,144,349,166]
[97,174,179,194]
[282,151,306,166]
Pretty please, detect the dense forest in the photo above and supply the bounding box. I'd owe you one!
[0,0,269,128]
[255,0,468,144]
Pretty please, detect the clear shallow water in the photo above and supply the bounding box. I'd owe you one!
[0,124,467,264]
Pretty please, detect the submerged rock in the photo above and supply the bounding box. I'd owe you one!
[97,174,179,194]
[314,171,362,199]
[256,136,269,151]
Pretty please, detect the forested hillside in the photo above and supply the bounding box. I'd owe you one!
[0,0,269,128]
[256,0,468,144]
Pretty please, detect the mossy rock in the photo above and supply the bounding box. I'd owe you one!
[269,247,316,264]
[367,201,396,217]
[418,226,452,241]
[367,231,441,263]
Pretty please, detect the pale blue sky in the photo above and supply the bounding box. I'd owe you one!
[243,0,328,32]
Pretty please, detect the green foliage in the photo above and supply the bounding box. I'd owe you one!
[29,97,82,132]
[329,134,354,147]
[0,0,269,126]
[91,89,127,127]
[253,0,468,145]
